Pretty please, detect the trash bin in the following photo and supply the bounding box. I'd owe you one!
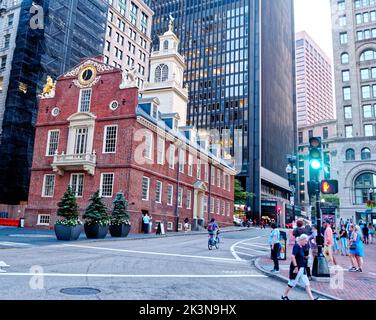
[278,231,287,260]
[19,218,25,228]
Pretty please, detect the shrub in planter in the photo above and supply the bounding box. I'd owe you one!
[83,190,111,239]
[55,186,82,241]
[109,192,131,237]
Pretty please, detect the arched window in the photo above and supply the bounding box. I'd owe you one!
[361,147,371,160]
[360,50,376,61]
[163,40,169,50]
[346,148,355,160]
[354,172,376,205]
[341,53,349,64]
[154,64,169,82]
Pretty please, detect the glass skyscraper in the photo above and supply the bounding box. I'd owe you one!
[0,0,108,204]
[149,0,296,219]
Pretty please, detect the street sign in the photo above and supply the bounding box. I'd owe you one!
[290,197,294,206]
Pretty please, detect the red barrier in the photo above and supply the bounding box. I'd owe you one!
[0,219,20,227]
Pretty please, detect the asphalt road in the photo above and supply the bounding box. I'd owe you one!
[0,228,311,300]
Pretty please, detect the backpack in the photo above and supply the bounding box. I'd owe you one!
[208,223,215,232]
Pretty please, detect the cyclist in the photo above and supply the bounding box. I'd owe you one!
[207,218,219,241]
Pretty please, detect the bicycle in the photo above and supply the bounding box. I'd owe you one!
[208,232,220,250]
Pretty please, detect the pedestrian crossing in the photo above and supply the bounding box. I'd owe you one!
[231,236,270,260]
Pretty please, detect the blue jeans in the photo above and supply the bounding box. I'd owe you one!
[340,237,348,255]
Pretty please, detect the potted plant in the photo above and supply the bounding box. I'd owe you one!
[109,192,131,237]
[54,186,82,241]
[83,190,111,239]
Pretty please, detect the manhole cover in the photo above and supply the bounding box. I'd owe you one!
[60,287,101,296]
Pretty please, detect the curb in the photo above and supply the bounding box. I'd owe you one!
[254,257,341,301]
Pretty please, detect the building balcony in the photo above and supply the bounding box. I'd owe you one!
[51,151,96,176]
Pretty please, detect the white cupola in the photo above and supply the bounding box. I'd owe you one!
[141,15,188,125]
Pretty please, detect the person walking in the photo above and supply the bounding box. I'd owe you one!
[332,224,340,254]
[269,223,281,273]
[281,234,318,301]
[362,224,369,245]
[348,225,364,272]
[339,225,349,256]
[183,217,189,232]
[143,213,150,234]
[369,223,375,244]
[323,220,337,265]
[293,219,311,278]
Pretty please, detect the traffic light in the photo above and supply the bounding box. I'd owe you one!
[320,180,339,195]
[309,137,322,171]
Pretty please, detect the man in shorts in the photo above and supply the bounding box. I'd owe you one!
[323,220,337,265]
[282,234,318,300]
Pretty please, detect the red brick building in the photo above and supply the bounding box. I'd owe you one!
[25,52,235,232]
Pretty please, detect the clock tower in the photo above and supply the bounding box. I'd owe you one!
[141,16,189,126]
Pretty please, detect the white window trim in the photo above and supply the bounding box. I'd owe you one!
[167,185,174,206]
[70,173,84,198]
[144,131,153,160]
[204,164,209,183]
[78,88,92,113]
[100,173,114,198]
[197,159,201,180]
[42,174,55,198]
[46,130,60,156]
[157,137,165,165]
[187,190,192,209]
[142,176,150,201]
[103,125,118,154]
[178,187,183,208]
[37,214,51,226]
[169,145,175,169]
[167,221,174,231]
[188,154,193,176]
[179,149,185,173]
[155,180,163,203]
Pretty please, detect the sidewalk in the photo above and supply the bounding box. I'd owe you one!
[0,225,249,247]
[255,234,376,300]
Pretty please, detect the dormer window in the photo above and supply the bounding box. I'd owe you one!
[155,64,169,82]
[79,88,92,112]
[152,104,158,119]
[163,40,169,50]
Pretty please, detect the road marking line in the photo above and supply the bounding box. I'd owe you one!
[0,272,267,278]
[62,244,246,264]
[239,243,269,249]
[234,246,268,254]
[0,242,31,247]
[230,236,262,261]
[233,252,255,257]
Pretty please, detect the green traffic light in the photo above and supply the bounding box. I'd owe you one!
[310,159,321,170]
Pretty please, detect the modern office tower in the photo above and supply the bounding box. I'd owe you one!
[0,0,108,205]
[330,0,376,221]
[103,0,153,89]
[0,0,22,139]
[295,31,334,127]
[148,0,296,222]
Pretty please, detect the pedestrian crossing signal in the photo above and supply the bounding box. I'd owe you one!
[320,180,338,195]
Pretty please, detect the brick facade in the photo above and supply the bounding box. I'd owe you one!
[25,57,235,232]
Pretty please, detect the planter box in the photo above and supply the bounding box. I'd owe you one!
[109,224,131,238]
[54,224,82,241]
[84,223,109,239]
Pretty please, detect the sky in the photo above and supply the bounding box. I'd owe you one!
[294,0,334,60]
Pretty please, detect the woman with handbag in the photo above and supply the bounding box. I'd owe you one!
[348,225,364,272]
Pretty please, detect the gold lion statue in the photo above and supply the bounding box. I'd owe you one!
[42,75,55,97]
